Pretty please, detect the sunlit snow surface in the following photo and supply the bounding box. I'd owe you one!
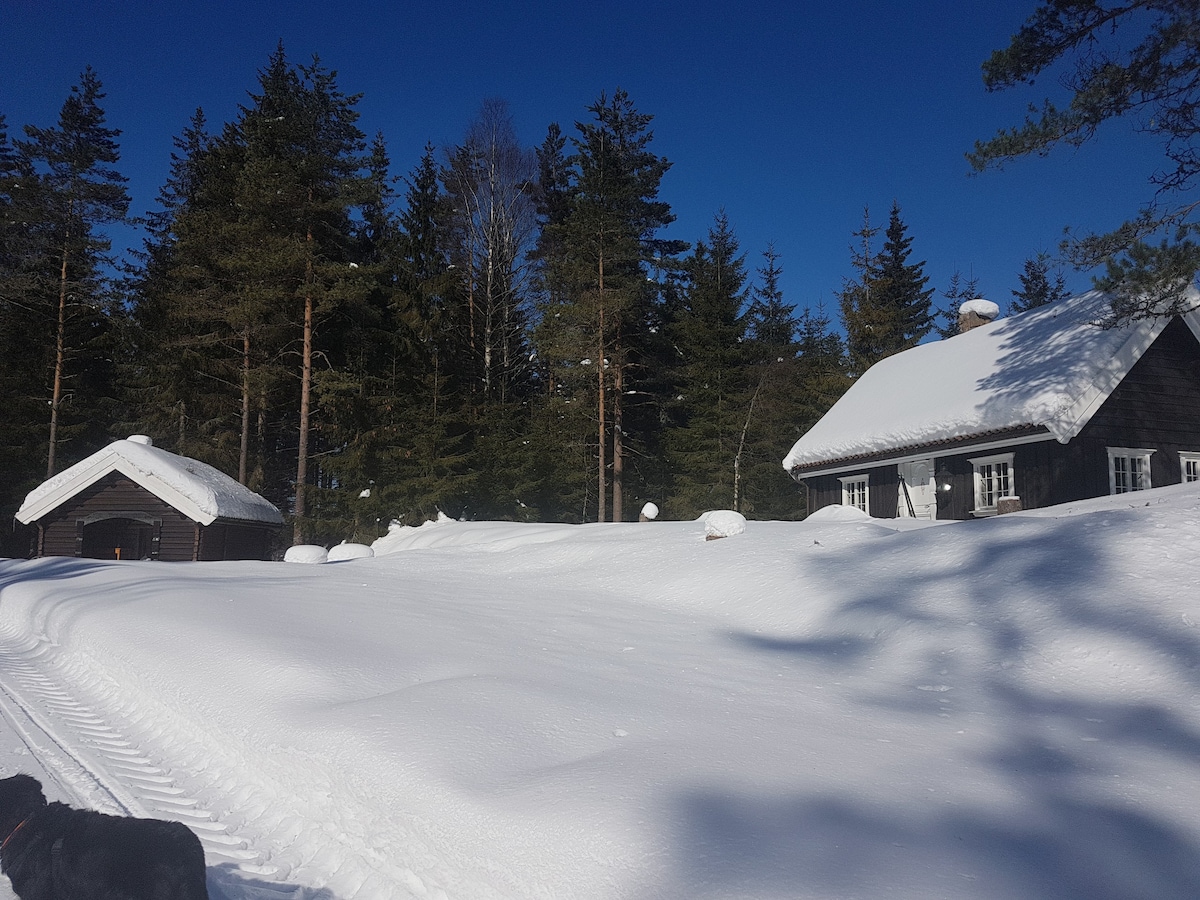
[2,491,1200,899]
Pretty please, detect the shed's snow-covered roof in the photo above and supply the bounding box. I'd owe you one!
[16,437,283,526]
[783,290,1200,473]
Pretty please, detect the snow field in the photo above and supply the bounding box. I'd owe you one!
[1,493,1199,898]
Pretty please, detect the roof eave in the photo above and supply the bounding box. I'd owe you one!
[787,426,1057,480]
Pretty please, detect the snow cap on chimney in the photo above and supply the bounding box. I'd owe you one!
[958,298,1000,334]
[127,434,153,446]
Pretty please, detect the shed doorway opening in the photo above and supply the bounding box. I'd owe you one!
[78,514,160,560]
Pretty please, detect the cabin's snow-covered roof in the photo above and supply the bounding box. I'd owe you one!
[16,437,283,526]
[783,290,1200,474]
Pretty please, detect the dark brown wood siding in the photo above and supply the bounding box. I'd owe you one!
[35,473,196,560]
[198,523,276,561]
[804,465,900,517]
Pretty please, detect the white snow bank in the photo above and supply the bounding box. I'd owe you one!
[700,509,746,538]
[283,544,328,564]
[804,503,873,523]
[326,542,374,561]
[372,515,578,555]
[3,485,1200,898]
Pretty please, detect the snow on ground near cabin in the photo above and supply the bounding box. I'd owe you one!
[2,489,1200,899]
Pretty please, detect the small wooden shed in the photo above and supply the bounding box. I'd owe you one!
[15,436,283,561]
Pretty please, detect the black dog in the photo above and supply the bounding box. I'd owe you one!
[0,774,208,899]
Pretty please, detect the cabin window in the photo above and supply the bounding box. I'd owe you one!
[1107,447,1154,494]
[1181,452,1200,483]
[838,475,869,513]
[969,453,1014,515]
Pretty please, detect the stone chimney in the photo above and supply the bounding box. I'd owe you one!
[958,298,1000,334]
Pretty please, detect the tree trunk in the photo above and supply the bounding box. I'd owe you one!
[239,328,251,485]
[596,252,607,523]
[612,353,624,522]
[294,225,314,544]
[734,375,765,513]
[47,239,70,478]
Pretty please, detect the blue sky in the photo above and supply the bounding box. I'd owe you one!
[0,0,1167,323]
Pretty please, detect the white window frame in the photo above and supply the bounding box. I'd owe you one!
[1107,447,1155,494]
[1181,452,1200,484]
[969,452,1015,515]
[838,474,869,513]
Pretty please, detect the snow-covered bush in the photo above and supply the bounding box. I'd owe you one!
[700,510,746,539]
[327,542,374,562]
[284,545,329,564]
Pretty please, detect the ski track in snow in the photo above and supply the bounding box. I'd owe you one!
[0,624,323,900]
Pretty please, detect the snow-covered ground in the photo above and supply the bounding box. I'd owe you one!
[2,487,1200,899]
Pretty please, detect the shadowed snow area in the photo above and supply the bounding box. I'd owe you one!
[2,491,1200,899]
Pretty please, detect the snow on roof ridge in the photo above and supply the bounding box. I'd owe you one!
[17,438,283,526]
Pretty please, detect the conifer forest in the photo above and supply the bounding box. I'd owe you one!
[3,47,986,552]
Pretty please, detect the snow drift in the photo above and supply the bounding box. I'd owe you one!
[1,488,1199,899]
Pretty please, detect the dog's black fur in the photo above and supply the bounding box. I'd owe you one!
[0,773,208,899]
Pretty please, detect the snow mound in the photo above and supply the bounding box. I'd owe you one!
[805,504,873,523]
[372,517,575,555]
[327,542,374,561]
[284,545,328,564]
[640,502,660,521]
[701,510,746,538]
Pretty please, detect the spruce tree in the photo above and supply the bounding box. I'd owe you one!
[838,208,893,375]
[742,248,848,519]
[0,113,46,552]
[838,203,932,373]
[234,46,373,541]
[14,68,129,476]
[536,90,681,521]
[745,243,794,355]
[124,109,236,465]
[666,210,750,518]
[937,268,981,338]
[875,201,935,348]
[1011,251,1069,313]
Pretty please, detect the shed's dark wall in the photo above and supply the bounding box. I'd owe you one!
[33,472,278,561]
[197,522,276,561]
[799,316,1200,519]
[36,473,196,560]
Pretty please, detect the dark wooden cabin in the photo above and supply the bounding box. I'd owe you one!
[15,436,282,561]
[784,292,1200,520]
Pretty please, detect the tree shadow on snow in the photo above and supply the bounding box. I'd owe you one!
[0,558,111,593]
[207,864,342,900]
[669,507,1200,898]
[670,788,1200,900]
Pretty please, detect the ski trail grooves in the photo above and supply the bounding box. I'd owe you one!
[0,627,307,898]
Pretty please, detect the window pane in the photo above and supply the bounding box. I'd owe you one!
[973,458,1012,509]
[1114,456,1131,493]
[843,479,867,512]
